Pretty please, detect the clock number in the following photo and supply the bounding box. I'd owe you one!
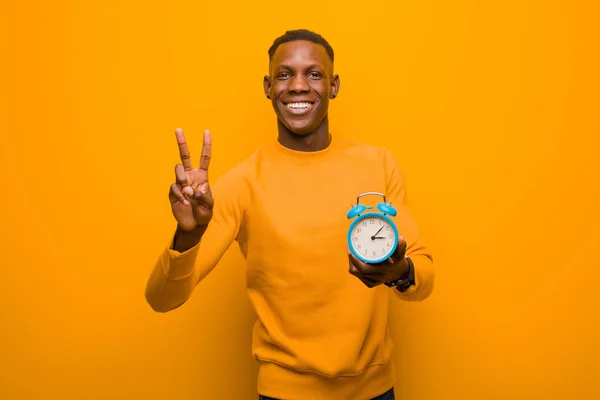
[372,251,376,256]
[364,250,368,255]
[370,219,375,225]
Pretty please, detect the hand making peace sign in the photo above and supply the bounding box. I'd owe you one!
[169,128,214,231]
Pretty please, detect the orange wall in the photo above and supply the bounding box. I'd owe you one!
[1,1,598,399]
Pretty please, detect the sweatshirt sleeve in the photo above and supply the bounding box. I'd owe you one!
[145,163,251,312]
[383,149,435,302]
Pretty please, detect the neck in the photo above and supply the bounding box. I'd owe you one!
[277,117,332,152]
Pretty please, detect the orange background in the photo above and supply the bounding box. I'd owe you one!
[1,1,598,399]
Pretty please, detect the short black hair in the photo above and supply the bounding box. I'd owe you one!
[268,29,334,63]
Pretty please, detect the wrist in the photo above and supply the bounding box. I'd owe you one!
[396,257,411,280]
[173,223,208,253]
[384,257,415,291]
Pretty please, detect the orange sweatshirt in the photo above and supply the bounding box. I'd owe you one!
[145,135,434,400]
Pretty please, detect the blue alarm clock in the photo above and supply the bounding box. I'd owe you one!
[347,192,399,264]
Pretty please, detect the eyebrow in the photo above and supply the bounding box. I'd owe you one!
[276,63,325,71]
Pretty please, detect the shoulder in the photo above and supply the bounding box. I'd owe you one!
[210,149,259,198]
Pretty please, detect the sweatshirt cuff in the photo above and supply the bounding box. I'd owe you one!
[392,254,434,300]
[160,239,200,280]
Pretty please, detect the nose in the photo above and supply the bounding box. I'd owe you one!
[288,74,309,93]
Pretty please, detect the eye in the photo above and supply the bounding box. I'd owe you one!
[308,72,322,79]
[277,72,291,79]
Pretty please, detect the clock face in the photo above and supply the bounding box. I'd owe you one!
[349,215,397,263]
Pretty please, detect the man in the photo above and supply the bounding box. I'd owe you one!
[145,29,434,400]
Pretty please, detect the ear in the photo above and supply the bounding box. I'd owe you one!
[263,75,271,99]
[330,74,340,99]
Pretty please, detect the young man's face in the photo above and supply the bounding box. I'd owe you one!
[264,40,340,135]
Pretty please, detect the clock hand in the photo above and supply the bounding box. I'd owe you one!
[371,226,385,240]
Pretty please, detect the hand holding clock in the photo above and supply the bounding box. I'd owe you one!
[347,237,410,288]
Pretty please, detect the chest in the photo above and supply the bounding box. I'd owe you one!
[243,159,388,255]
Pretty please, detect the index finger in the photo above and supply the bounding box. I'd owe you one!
[199,129,212,170]
[175,128,194,170]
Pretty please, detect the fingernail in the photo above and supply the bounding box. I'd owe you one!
[183,199,190,206]
[183,186,193,196]
[199,183,208,193]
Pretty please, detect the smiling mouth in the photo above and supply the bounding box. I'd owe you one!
[285,101,314,111]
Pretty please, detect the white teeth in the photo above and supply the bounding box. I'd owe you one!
[287,102,312,109]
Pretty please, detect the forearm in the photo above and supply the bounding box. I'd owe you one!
[393,253,434,301]
[145,258,198,312]
[145,225,207,312]
[145,219,242,312]
[382,148,435,301]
